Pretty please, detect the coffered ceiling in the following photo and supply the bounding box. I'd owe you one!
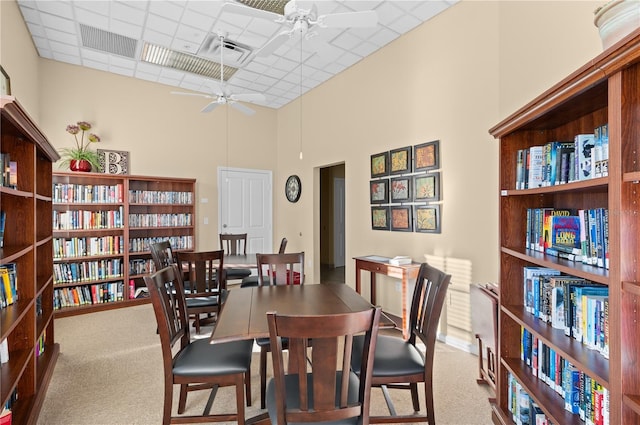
[16,0,458,110]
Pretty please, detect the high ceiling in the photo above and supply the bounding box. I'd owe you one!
[16,0,457,111]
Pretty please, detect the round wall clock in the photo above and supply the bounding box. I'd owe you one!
[285,174,301,203]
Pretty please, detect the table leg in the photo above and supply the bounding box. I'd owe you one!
[370,272,377,305]
[355,265,361,294]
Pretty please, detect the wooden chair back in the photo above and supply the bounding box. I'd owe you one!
[410,262,451,351]
[176,250,225,293]
[278,237,288,253]
[257,252,304,286]
[219,233,247,255]
[267,306,381,424]
[149,240,177,271]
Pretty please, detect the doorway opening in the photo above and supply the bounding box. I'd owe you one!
[319,163,345,284]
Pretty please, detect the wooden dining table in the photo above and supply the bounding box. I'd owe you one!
[210,282,391,344]
[209,282,392,424]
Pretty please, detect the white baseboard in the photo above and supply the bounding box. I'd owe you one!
[437,333,476,355]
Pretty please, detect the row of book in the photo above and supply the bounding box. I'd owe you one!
[53,259,124,284]
[128,189,193,205]
[53,183,124,203]
[0,264,17,309]
[129,236,193,253]
[35,330,46,358]
[526,207,609,269]
[53,235,124,259]
[523,267,609,358]
[53,207,124,230]
[520,328,609,425]
[0,153,17,189]
[53,281,125,309]
[128,212,193,227]
[0,210,5,248]
[0,388,17,425]
[129,258,155,276]
[508,373,554,425]
[515,125,608,189]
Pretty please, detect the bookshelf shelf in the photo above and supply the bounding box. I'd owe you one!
[489,29,640,425]
[1,95,60,424]
[51,172,196,317]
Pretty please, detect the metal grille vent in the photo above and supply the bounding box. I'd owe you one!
[198,35,253,67]
[141,42,238,81]
[234,0,287,15]
[79,24,137,58]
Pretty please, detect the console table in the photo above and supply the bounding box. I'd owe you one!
[353,255,421,339]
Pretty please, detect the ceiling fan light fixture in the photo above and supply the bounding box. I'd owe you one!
[141,42,238,81]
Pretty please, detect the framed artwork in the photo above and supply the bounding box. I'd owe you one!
[413,172,440,202]
[390,206,413,232]
[414,205,441,233]
[369,179,389,204]
[98,149,130,174]
[370,151,389,178]
[390,176,412,203]
[1,66,11,96]
[371,206,390,230]
[414,140,440,172]
[389,146,412,175]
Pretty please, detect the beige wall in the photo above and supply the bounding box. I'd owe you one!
[1,0,604,347]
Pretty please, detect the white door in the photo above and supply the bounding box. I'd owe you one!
[333,178,345,267]
[218,167,272,254]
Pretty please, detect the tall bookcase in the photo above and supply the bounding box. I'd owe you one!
[52,172,196,317]
[1,96,60,424]
[489,29,640,425]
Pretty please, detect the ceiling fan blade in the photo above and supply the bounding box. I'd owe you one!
[257,31,291,57]
[222,2,282,21]
[230,92,266,103]
[171,91,213,99]
[230,101,256,116]
[201,101,221,113]
[319,10,378,28]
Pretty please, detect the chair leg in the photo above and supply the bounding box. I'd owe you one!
[178,383,188,414]
[425,381,435,425]
[245,367,252,407]
[260,346,268,409]
[410,382,420,412]
[162,380,173,425]
[194,314,201,335]
[235,374,246,425]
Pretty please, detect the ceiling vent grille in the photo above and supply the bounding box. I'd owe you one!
[141,42,238,81]
[198,35,253,67]
[79,24,137,58]
[234,0,287,15]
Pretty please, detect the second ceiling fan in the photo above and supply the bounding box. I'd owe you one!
[171,34,266,116]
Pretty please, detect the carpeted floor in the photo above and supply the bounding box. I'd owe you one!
[37,303,494,425]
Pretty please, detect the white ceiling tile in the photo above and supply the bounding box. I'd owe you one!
[38,49,54,60]
[48,39,79,55]
[350,41,379,57]
[387,14,422,34]
[110,19,144,39]
[52,51,81,64]
[159,67,186,80]
[110,65,135,77]
[148,1,185,21]
[136,72,160,82]
[368,26,399,47]
[135,62,162,76]
[146,13,179,37]
[111,2,147,25]
[74,1,110,16]
[32,36,50,50]
[81,48,110,64]
[332,32,363,51]
[74,8,110,29]
[158,75,182,86]
[39,13,76,33]
[143,28,173,46]
[411,1,451,21]
[45,28,78,45]
[18,5,43,24]
[26,22,47,38]
[375,2,404,25]
[35,1,73,19]
[116,0,148,11]
[110,55,136,69]
[84,60,110,72]
[181,9,215,32]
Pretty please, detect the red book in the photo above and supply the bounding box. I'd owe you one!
[0,407,12,425]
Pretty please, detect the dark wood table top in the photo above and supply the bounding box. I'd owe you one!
[210,283,392,344]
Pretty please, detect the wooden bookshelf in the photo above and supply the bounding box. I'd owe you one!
[489,28,640,425]
[52,172,196,317]
[1,95,60,424]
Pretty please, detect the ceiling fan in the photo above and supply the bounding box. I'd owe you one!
[223,0,378,58]
[171,34,266,116]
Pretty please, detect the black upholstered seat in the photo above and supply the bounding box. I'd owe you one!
[173,338,252,377]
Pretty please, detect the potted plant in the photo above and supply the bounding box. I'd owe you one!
[594,0,640,50]
[59,121,101,172]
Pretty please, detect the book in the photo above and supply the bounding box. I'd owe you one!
[0,338,8,363]
[389,256,412,266]
[0,210,5,248]
[527,145,545,189]
[0,407,11,425]
[599,123,609,177]
[549,214,581,256]
[575,133,596,181]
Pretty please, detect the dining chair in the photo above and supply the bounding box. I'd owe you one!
[350,262,451,424]
[265,306,382,425]
[175,250,228,334]
[219,233,252,283]
[254,251,305,409]
[144,265,253,425]
[240,237,288,288]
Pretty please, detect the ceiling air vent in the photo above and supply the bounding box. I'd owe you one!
[198,35,253,67]
[79,24,137,58]
[234,0,287,15]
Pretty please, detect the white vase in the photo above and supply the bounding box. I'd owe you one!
[594,0,640,50]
